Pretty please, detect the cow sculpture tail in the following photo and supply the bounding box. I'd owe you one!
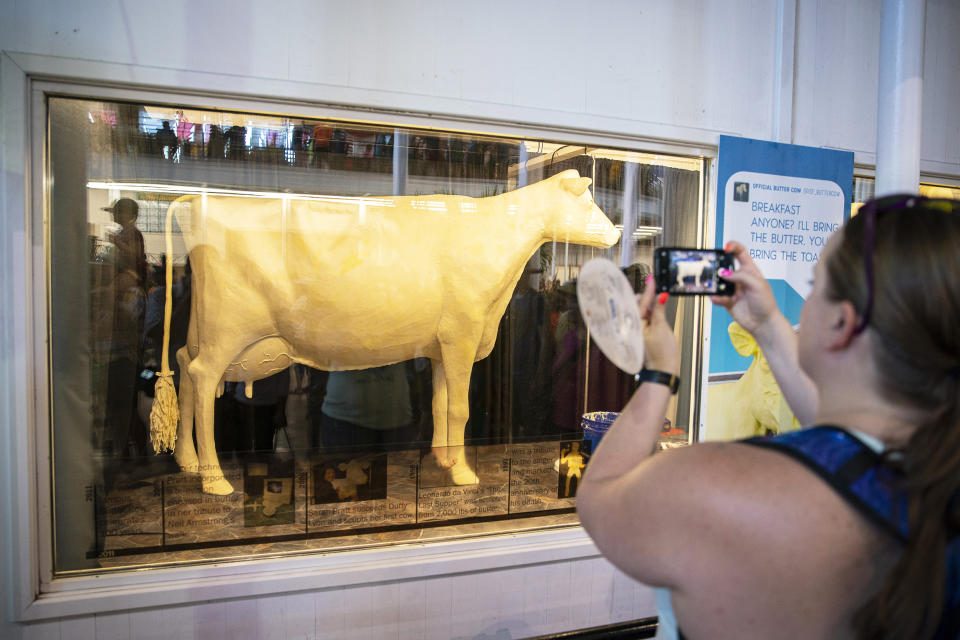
[148,201,180,453]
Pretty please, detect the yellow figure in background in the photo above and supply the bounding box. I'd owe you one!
[560,441,587,498]
[706,322,800,441]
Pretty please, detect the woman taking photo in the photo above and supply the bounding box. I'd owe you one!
[577,195,959,639]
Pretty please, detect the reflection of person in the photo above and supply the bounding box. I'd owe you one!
[559,441,587,497]
[102,198,147,457]
[578,195,960,639]
[206,125,225,160]
[234,369,290,452]
[549,284,637,432]
[318,363,417,451]
[226,125,247,160]
[142,258,191,389]
[550,290,587,430]
[106,198,147,291]
[156,120,178,160]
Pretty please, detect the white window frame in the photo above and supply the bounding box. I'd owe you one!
[2,51,719,622]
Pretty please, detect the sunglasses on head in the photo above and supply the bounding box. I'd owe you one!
[852,193,960,335]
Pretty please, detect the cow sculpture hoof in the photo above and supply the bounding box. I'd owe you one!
[449,461,479,485]
[202,476,235,495]
[433,446,480,485]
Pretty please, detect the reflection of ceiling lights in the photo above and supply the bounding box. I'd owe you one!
[615,224,662,238]
[85,181,396,207]
[142,109,273,129]
[515,144,700,174]
[587,149,701,172]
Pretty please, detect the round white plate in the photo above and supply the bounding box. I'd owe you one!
[576,258,645,374]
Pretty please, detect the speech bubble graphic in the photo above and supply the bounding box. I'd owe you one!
[723,171,845,299]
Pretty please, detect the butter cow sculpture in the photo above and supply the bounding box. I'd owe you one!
[150,170,620,494]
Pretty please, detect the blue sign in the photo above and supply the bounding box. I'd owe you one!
[710,135,854,374]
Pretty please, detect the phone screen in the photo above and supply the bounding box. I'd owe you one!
[654,248,734,296]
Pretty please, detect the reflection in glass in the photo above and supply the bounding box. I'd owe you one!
[48,96,702,573]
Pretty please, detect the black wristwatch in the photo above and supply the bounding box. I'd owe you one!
[635,368,681,394]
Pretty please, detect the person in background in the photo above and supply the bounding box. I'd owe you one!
[318,363,419,452]
[156,120,178,160]
[578,195,959,639]
[226,125,247,161]
[206,125,225,161]
[103,197,147,458]
[234,369,291,453]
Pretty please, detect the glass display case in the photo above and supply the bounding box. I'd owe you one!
[47,96,704,574]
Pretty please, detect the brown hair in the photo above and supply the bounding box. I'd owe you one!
[824,199,960,639]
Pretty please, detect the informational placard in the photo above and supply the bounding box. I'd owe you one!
[91,439,583,565]
[710,136,853,375]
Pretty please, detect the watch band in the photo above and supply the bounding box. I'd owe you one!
[636,368,681,394]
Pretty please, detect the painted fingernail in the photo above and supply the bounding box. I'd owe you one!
[719,268,732,277]
[645,274,653,284]
[724,241,733,251]
[657,292,669,305]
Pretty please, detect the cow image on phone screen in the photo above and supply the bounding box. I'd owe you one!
[654,248,734,296]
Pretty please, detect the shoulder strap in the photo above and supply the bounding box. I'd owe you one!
[744,427,960,638]
[742,426,909,541]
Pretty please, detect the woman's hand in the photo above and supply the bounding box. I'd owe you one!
[639,276,680,375]
[710,241,781,339]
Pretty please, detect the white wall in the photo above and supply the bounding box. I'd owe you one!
[17,559,654,640]
[793,0,960,175]
[0,0,784,145]
[2,1,959,639]
[3,0,957,165]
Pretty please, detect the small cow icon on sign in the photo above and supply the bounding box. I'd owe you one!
[734,182,749,202]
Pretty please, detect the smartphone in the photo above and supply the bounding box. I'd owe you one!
[654,247,734,296]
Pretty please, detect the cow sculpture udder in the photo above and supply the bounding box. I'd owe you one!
[151,169,620,494]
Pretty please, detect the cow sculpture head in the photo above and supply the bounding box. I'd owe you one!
[543,170,621,248]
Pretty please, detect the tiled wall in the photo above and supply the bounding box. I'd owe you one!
[21,557,655,640]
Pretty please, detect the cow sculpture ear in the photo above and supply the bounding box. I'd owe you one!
[561,177,592,196]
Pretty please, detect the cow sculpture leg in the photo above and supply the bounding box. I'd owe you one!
[187,357,235,495]
[431,358,448,452]
[172,346,199,473]
[431,359,457,472]
[431,337,481,485]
